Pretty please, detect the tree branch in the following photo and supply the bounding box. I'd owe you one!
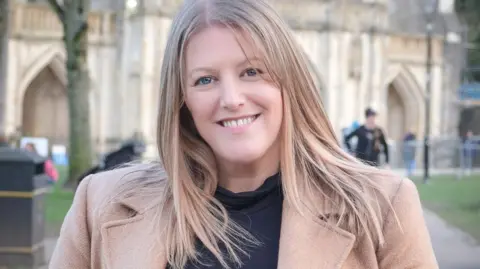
[46,0,65,22]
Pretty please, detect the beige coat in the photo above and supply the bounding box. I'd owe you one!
[49,166,438,269]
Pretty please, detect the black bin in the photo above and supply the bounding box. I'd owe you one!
[0,147,50,268]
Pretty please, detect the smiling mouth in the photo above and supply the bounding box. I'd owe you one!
[218,114,260,127]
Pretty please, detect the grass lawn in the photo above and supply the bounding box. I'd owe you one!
[45,189,74,224]
[414,174,480,242]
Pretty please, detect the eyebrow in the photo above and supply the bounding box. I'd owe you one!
[187,56,263,78]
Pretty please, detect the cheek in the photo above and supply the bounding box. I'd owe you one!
[275,93,283,118]
[185,93,216,128]
[265,89,283,123]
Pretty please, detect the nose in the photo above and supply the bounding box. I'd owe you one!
[219,77,245,110]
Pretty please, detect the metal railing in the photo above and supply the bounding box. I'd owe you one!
[385,137,480,174]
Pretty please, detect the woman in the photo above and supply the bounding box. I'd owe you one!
[50,0,437,268]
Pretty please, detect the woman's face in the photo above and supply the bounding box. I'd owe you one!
[184,26,283,166]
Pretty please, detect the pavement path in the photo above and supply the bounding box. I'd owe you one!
[43,238,57,266]
[424,209,480,269]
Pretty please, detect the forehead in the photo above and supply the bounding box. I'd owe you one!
[185,26,262,69]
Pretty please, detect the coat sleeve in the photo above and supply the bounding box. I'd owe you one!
[344,127,360,152]
[49,175,93,268]
[379,129,389,164]
[377,179,439,268]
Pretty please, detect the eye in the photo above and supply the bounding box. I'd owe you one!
[246,68,257,76]
[243,68,262,77]
[194,76,214,86]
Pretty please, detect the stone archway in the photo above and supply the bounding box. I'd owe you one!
[387,84,407,141]
[384,66,424,167]
[22,65,69,146]
[386,83,408,168]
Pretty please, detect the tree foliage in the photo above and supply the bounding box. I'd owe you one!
[455,0,480,27]
[47,0,93,185]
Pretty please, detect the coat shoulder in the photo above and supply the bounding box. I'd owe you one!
[81,163,168,218]
[368,172,426,241]
[370,173,438,268]
[371,172,416,204]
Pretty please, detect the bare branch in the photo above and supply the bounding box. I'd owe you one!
[46,0,65,22]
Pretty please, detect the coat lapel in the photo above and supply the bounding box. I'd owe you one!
[100,200,168,269]
[277,203,356,269]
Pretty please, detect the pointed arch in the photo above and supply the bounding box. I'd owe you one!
[16,45,67,124]
[22,66,69,145]
[14,45,69,147]
[384,64,425,137]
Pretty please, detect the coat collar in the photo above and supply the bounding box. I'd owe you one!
[101,199,355,269]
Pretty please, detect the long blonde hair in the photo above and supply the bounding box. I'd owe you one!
[119,0,394,268]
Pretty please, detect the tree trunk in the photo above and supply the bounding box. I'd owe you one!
[65,30,92,184]
[48,0,93,185]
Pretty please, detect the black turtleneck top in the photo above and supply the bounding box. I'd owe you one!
[177,173,283,269]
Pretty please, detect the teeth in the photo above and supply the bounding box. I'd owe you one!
[222,116,256,127]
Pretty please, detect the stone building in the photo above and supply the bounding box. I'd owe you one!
[2,0,466,166]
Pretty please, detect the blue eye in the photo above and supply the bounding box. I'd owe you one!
[195,76,213,86]
[245,68,258,77]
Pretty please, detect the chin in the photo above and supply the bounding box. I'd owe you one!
[219,148,266,164]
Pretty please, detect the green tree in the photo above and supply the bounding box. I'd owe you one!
[455,0,480,81]
[47,0,93,184]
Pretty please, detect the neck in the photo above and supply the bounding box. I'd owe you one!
[365,122,375,129]
[217,143,280,193]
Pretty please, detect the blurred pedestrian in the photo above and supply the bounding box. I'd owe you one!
[402,130,417,177]
[24,142,37,153]
[344,108,390,167]
[24,143,59,184]
[461,130,476,176]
